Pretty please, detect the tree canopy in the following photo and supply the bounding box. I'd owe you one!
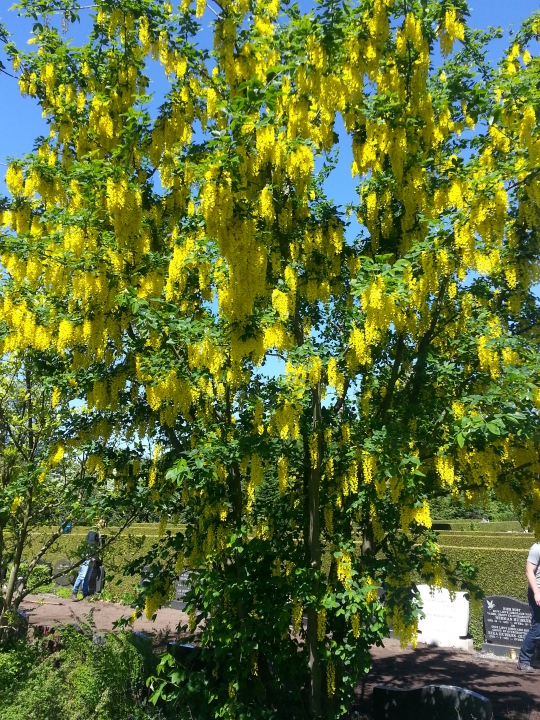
[1,0,540,716]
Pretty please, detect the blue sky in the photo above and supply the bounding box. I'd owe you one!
[0,0,538,200]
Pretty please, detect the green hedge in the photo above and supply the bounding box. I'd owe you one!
[23,528,181,603]
[437,532,534,549]
[433,520,523,532]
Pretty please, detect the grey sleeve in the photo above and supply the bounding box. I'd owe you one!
[527,544,540,566]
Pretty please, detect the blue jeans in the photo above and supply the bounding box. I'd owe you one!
[519,588,540,665]
[72,559,91,596]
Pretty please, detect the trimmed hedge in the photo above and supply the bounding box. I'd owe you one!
[437,532,534,549]
[433,520,523,532]
[22,527,182,602]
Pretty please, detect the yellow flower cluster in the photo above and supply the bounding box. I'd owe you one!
[158,515,167,537]
[291,599,303,633]
[285,144,314,196]
[5,164,24,195]
[317,608,326,642]
[348,461,358,495]
[271,402,300,440]
[422,560,445,589]
[309,434,319,469]
[10,496,23,514]
[326,659,336,697]
[458,447,508,487]
[252,399,265,435]
[364,576,378,603]
[50,444,65,467]
[277,456,288,493]
[348,326,372,368]
[148,444,161,489]
[106,176,143,247]
[188,339,226,378]
[350,614,360,639]
[336,552,352,587]
[246,454,264,512]
[439,8,465,57]
[327,357,344,397]
[362,452,377,484]
[390,604,418,649]
[435,455,455,486]
[145,372,197,423]
[361,276,402,347]
[144,578,171,620]
[324,507,333,535]
[272,288,292,321]
[259,185,275,222]
[400,500,432,533]
[477,336,500,379]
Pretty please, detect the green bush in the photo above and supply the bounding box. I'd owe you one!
[0,627,172,720]
[437,532,534,549]
[0,637,39,697]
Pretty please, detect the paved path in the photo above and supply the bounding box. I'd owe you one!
[355,638,540,719]
[20,593,189,643]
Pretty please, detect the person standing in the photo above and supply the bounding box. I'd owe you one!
[518,541,540,672]
[70,529,101,601]
[70,557,91,601]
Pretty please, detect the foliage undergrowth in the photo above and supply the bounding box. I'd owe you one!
[0,625,172,720]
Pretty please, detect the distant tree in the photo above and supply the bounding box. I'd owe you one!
[0,351,140,637]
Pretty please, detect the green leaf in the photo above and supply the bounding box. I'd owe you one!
[486,422,500,435]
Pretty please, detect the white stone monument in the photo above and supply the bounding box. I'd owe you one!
[416,584,473,652]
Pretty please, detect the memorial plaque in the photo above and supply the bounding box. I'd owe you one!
[140,566,154,588]
[373,684,493,720]
[170,571,191,610]
[417,585,472,651]
[53,558,72,587]
[483,596,531,651]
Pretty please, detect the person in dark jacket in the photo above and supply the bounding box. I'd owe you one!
[70,530,101,601]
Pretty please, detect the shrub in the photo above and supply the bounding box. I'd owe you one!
[436,532,533,549]
[0,627,172,720]
[0,637,39,697]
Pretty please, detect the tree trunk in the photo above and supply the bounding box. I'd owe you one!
[361,521,374,557]
[307,383,322,717]
[0,522,5,617]
[1,489,32,630]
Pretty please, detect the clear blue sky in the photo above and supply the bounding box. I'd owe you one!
[0,1,538,200]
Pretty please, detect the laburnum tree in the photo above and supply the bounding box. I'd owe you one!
[1,0,540,716]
